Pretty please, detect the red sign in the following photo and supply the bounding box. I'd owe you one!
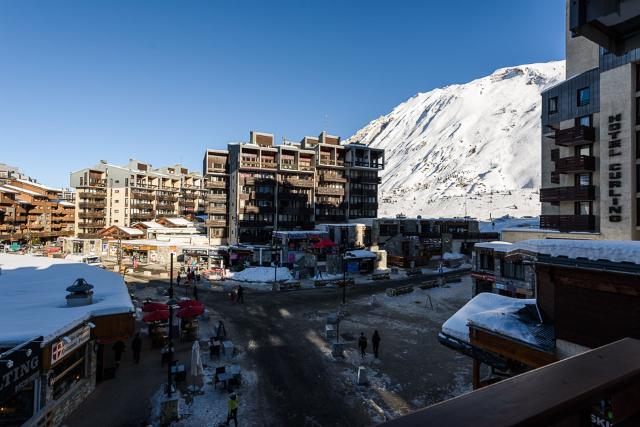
[471,272,496,282]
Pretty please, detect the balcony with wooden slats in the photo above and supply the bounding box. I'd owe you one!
[540,214,596,232]
[555,155,596,174]
[539,186,596,202]
[553,125,596,146]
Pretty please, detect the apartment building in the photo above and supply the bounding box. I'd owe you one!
[0,179,75,243]
[537,1,640,240]
[203,131,385,245]
[70,160,205,238]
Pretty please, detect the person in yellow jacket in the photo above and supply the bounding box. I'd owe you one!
[226,393,238,426]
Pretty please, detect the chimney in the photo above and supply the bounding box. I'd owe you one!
[66,278,94,307]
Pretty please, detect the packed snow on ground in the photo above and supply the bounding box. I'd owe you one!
[347,61,565,219]
[226,266,292,283]
[0,254,133,345]
[441,292,535,344]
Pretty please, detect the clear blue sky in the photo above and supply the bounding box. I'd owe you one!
[0,0,565,188]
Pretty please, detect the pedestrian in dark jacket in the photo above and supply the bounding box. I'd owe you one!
[176,273,181,286]
[193,284,199,300]
[131,333,142,364]
[113,340,126,368]
[237,285,244,303]
[372,330,381,358]
[216,320,227,341]
[358,332,367,359]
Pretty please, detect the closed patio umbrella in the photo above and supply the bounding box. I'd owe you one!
[189,340,204,391]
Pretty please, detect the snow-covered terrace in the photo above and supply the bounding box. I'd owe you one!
[0,254,134,346]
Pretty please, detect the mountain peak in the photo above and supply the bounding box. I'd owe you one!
[347,60,566,220]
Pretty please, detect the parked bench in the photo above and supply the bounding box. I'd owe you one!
[279,280,301,290]
[371,271,391,280]
[406,267,423,277]
[419,279,439,289]
[386,285,414,297]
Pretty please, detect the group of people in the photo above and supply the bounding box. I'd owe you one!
[177,266,201,286]
[358,330,381,359]
[111,333,143,369]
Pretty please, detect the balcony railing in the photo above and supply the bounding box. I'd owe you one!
[78,202,106,209]
[349,176,381,184]
[130,202,154,209]
[282,177,314,188]
[316,187,345,196]
[156,194,178,202]
[78,190,107,199]
[540,214,596,232]
[206,193,227,201]
[540,185,596,202]
[131,192,155,201]
[206,180,227,189]
[553,125,596,146]
[205,219,227,227]
[78,212,106,219]
[130,212,155,221]
[320,173,347,183]
[206,206,227,214]
[555,155,596,174]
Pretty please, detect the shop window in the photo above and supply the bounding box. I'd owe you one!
[51,347,87,400]
[548,96,558,114]
[577,87,590,106]
[0,384,35,424]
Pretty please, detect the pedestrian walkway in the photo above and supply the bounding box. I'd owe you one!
[63,328,193,427]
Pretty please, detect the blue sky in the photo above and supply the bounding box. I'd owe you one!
[0,0,565,188]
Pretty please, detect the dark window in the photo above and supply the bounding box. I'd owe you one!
[575,201,592,215]
[637,164,640,193]
[501,259,524,280]
[636,97,640,125]
[551,148,559,162]
[637,198,640,226]
[576,173,592,186]
[548,96,558,114]
[479,253,495,271]
[577,87,590,106]
[637,131,640,159]
[636,63,640,91]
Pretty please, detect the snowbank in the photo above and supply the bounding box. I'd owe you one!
[226,266,292,283]
[0,254,133,345]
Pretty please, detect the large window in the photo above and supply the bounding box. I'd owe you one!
[576,144,592,156]
[576,173,592,186]
[577,87,590,106]
[479,253,495,271]
[548,96,558,114]
[575,201,592,215]
[51,347,87,400]
[576,115,592,127]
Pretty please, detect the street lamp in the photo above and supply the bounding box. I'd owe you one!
[169,252,174,298]
[166,296,179,398]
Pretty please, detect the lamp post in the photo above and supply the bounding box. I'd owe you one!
[166,296,178,398]
[342,226,347,305]
[169,252,174,298]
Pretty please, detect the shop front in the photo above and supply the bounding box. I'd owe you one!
[0,338,43,427]
[182,247,225,271]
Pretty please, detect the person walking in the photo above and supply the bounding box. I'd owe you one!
[113,340,126,368]
[193,283,199,300]
[225,393,238,426]
[237,285,245,303]
[358,332,368,359]
[131,333,142,364]
[372,330,381,358]
[216,320,227,341]
[176,272,181,287]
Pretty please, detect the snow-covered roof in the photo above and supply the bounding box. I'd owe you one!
[0,185,19,194]
[0,254,134,346]
[345,250,377,259]
[120,239,186,247]
[510,239,640,265]
[136,221,165,229]
[56,201,75,207]
[115,226,144,236]
[442,293,553,351]
[162,217,193,227]
[13,178,62,193]
[2,184,46,197]
[474,241,513,252]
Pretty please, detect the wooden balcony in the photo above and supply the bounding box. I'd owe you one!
[156,194,178,202]
[320,173,347,183]
[78,202,106,209]
[349,176,381,184]
[131,192,155,201]
[78,220,106,228]
[179,200,195,207]
[553,125,596,146]
[78,211,106,219]
[205,206,227,214]
[555,155,596,174]
[78,190,107,199]
[181,192,198,200]
[316,187,345,196]
[282,177,314,188]
[540,186,596,202]
[206,193,227,201]
[77,233,100,239]
[206,180,227,189]
[130,212,155,221]
[205,219,227,227]
[130,202,154,209]
[540,214,596,232]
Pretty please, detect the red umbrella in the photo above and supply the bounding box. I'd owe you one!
[312,238,338,249]
[142,310,169,323]
[178,299,204,309]
[176,305,204,319]
[142,302,168,312]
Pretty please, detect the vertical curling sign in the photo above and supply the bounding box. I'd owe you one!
[607,113,622,222]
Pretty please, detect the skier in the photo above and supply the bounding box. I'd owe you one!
[372,330,381,358]
[358,332,368,359]
[131,333,142,364]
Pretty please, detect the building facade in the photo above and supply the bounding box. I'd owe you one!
[0,179,75,243]
[539,1,640,240]
[70,160,205,238]
[203,131,385,245]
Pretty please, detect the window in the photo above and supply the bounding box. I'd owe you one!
[637,131,640,159]
[548,96,558,114]
[551,148,559,162]
[479,253,495,271]
[576,144,592,156]
[636,97,640,125]
[575,201,592,215]
[501,259,524,280]
[577,87,590,106]
[576,173,591,186]
[576,115,592,127]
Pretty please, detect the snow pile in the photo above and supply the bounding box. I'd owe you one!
[441,293,534,344]
[226,266,292,283]
[0,254,133,345]
[347,61,565,219]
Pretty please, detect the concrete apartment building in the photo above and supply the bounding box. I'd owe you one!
[70,160,205,238]
[202,131,385,245]
[532,0,640,241]
[0,179,75,243]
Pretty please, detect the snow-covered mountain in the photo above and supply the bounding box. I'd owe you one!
[347,61,565,220]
